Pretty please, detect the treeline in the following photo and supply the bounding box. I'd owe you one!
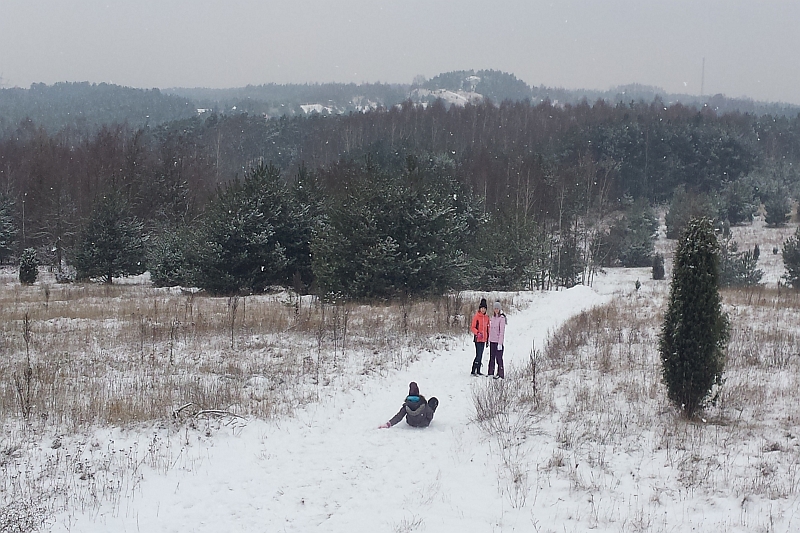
[1,97,799,296]
[5,73,799,137]
[0,82,196,136]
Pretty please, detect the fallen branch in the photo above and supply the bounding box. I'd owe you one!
[171,402,194,419]
[194,409,245,419]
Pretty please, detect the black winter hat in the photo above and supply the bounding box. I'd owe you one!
[479,298,488,309]
[409,382,420,396]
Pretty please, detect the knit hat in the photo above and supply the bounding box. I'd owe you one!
[493,301,501,310]
[479,298,488,309]
[409,382,420,396]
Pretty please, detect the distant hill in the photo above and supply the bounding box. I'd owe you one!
[167,83,409,118]
[1,72,797,137]
[0,82,196,135]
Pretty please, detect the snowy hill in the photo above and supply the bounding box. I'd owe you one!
[44,285,610,532]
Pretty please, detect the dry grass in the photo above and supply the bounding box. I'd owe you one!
[0,269,479,530]
[0,271,473,433]
[473,281,800,528]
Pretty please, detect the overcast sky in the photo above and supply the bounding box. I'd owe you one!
[1,0,799,104]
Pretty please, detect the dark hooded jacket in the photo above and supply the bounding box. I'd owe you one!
[388,395,435,427]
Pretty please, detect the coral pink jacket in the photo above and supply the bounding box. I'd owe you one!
[489,314,506,345]
[470,311,490,343]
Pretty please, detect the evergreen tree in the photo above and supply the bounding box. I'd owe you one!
[469,210,545,290]
[665,188,718,239]
[718,234,763,287]
[720,179,757,225]
[312,164,472,299]
[763,190,791,227]
[619,199,658,267]
[0,194,17,263]
[73,194,146,283]
[192,163,311,295]
[147,225,197,287]
[596,198,657,268]
[659,217,729,417]
[18,248,38,284]
[551,234,584,289]
[652,253,665,280]
[782,226,800,289]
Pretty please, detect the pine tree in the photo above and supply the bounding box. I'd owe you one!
[147,225,196,287]
[619,199,658,267]
[763,191,791,227]
[652,253,665,280]
[782,226,800,289]
[192,163,311,295]
[19,248,38,284]
[0,194,17,263]
[73,194,146,283]
[469,210,545,291]
[659,217,729,417]
[665,188,718,239]
[312,165,471,299]
[718,234,763,287]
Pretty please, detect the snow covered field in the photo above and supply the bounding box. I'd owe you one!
[2,219,799,532]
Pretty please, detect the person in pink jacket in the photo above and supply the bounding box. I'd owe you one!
[488,301,507,379]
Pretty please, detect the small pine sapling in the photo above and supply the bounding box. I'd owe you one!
[19,248,38,284]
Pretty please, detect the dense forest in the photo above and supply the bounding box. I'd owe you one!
[3,71,798,135]
[1,73,799,297]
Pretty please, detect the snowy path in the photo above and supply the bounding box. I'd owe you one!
[54,286,611,533]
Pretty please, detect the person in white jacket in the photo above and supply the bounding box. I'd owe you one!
[488,301,506,379]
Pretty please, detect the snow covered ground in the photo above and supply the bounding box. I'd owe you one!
[3,218,798,532]
[44,285,611,533]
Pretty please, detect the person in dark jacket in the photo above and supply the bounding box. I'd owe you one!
[378,382,439,428]
[469,298,490,375]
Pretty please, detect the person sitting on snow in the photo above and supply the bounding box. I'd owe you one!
[378,382,439,428]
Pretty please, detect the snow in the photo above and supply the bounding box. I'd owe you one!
[411,88,483,107]
[7,220,800,532]
[300,104,333,115]
[45,286,611,533]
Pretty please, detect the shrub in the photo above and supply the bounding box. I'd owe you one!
[18,248,38,284]
[659,217,729,417]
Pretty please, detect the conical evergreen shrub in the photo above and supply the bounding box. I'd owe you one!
[659,217,729,417]
[19,248,38,285]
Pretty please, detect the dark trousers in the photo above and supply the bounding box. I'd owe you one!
[472,342,485,373]
[489,342,504,378]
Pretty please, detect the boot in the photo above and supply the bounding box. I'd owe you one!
[471,362,478,375]
[475,363,483,376]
